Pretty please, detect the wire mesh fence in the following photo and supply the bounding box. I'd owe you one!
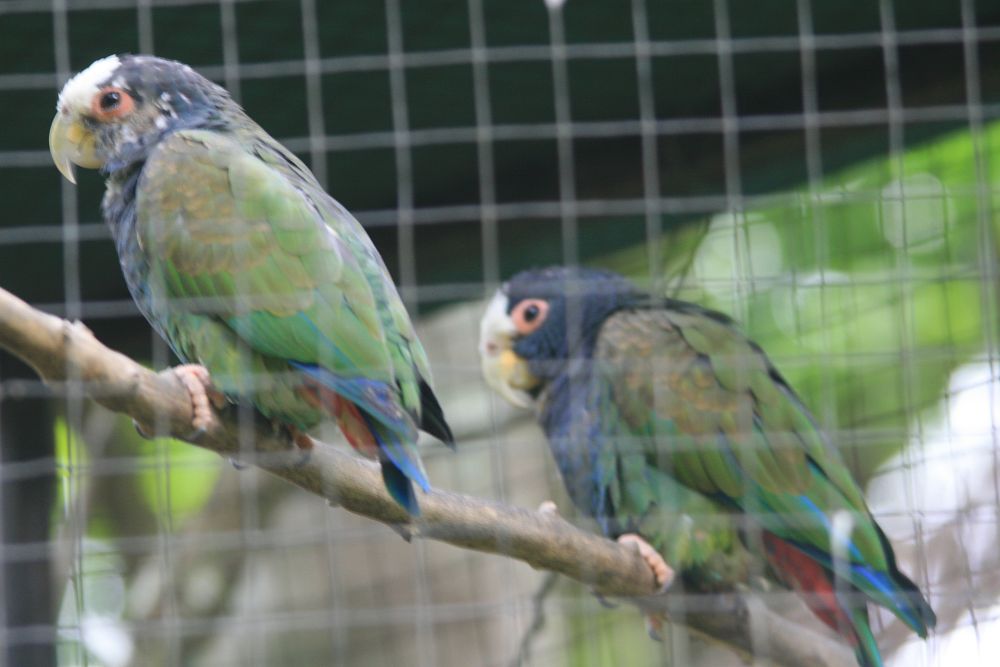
[0,0,998,665]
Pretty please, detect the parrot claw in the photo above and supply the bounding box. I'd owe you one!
[228,457,249,470]
[133,419,154,440]
[187,425,208,442]
[617,533,674,592]
[593,592,618,609]
[389,522,413,542]
[171,364,221,439]
[645,612,666,641]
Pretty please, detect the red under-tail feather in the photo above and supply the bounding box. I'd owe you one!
[762,531,859,647]
[297,384,380,458]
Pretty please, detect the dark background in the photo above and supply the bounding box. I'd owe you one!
[3,1,1000,341]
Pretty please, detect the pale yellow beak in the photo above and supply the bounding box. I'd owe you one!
[482,348,540,409]
[49,112,102,184]
[479,291,540,409]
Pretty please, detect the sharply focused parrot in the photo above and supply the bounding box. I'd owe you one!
[49,54,453,514]
[479,266,935,666]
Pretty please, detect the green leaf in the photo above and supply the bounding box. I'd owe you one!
[135,434,222,524]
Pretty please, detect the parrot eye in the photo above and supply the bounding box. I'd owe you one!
[511,299,549,335]
[91,86,134,120]
[100,91,120,110]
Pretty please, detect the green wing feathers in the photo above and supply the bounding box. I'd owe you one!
[135,129,432,427]
[591,307,937,633]
[596,309,886,560]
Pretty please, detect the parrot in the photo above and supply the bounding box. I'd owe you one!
[479,266,935,667]
[48,54,454,514]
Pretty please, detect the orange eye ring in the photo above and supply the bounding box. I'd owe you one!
[91,86,134,120]
[511,299,549,335]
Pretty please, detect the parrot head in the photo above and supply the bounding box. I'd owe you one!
[49,54,232,183]
[479,266,641,408]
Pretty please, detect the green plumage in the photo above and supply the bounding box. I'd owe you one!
[52,55,452,512]
[490,266,934,663]
[136,128,427,430]
[594,307,895,590]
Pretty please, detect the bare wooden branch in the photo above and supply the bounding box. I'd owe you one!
[0,284,854,667]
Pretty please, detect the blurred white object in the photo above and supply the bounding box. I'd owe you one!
[81,616,134,667]
[869,362,1000,666]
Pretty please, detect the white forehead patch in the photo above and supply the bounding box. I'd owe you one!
[56,55,121,112]
[479,290,514,356]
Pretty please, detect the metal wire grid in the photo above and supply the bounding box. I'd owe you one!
[0,0,996,665]
[1,10,999,305]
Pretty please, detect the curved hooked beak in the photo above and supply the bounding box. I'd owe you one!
[479,291,540,409]
[49,112,102,184]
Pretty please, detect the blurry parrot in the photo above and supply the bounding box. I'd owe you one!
[49,54,453,514]
[479,266,935,666]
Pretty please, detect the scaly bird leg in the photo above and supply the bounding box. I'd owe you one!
[617,533,674,641]
[134,364,224,440]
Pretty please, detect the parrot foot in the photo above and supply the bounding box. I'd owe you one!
[617,533,674,592]
[133,365,223,440]
[171,364,224,438]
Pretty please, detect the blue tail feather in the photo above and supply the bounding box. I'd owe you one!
[791,540,931,637]
[852,564,923,634]
[783,462,935,637]
[291,361,429,513]
[357,409,431,494]
[381,458,420,515]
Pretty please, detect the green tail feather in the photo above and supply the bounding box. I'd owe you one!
[851,608,883,667]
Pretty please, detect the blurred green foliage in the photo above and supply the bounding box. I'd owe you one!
[53,417,86,517]
[54,416,221,528]
[134,437,221,524]
[51,415,223,664]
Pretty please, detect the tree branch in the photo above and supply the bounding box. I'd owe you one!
[0,284,853,667]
